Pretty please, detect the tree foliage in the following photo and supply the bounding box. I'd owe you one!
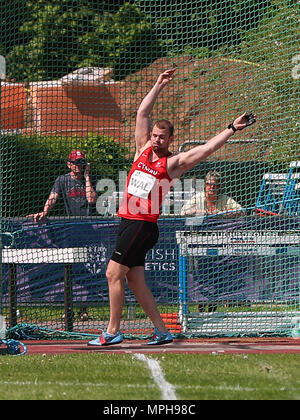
[4,0,161,81]
[78,2,162,80]
[224,0,299,163]
[137,0,273,52]
[3,0,277,82]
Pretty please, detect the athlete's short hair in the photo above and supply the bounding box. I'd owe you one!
[153,119,174,137]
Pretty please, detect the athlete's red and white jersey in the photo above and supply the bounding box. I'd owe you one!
[118,147,173,222]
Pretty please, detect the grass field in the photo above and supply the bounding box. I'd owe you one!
[0,353,299,400]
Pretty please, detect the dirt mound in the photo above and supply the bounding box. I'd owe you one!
[119,56,266,159]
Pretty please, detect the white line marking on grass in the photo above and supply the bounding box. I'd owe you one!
[0,380,155,389]
[133,353,177,400]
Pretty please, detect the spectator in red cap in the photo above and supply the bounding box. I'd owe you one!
[27,150,97,221]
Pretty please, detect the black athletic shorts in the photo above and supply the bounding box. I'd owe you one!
[110,218,159,268]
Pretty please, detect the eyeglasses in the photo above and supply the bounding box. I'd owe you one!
[69,159,86,165]
[206,182,219,187]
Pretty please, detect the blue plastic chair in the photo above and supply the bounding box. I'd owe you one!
[256,161,300,216]
[282,161,300,216]
[256,173,288,214]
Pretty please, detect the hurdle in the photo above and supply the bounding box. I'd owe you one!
[176,229,300,334]
[1,247,88,332]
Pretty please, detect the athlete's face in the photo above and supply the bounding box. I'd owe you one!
[151,126,173,154]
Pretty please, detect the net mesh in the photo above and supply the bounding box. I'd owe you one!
[1,0,299,340]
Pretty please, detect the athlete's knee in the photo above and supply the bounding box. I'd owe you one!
[106,266,118,283]
[106,261,126,284]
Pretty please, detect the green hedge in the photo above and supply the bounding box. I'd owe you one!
[0,133,132,217]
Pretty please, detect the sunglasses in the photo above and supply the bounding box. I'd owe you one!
[69,159,86,165]
[206,182,220,187]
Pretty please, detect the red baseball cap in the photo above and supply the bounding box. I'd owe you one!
[68,150,86,161]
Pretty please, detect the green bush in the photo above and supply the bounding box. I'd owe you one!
[0,133,132,217]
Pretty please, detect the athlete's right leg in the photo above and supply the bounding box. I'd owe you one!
[105,259,130,335]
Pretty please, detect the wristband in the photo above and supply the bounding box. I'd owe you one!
[227,123,237,133]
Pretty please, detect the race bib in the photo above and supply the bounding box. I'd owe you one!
[128,170,157,199]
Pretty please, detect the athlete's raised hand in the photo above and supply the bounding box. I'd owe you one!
[157,68,176,86]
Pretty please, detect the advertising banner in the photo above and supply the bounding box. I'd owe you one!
[1,217,299,304]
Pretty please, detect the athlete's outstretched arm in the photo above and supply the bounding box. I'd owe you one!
[134,69,176,157]
[168,113,257,178]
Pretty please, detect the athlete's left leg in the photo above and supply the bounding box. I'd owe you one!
[126,266,168,333]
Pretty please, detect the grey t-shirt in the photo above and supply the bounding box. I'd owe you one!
[51,173,94,216]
